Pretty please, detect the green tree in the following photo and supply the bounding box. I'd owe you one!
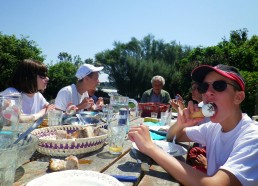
[182,28,258,115]
[0,33,44,90]
[95,34,191,99]
[44,61,77,100]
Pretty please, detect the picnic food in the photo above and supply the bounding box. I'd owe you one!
[190,103,215,118]
[55,126,106,140]
[49,155,79,171]
[143,117,159,123]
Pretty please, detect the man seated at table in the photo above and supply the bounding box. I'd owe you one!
[55,64,104,113]
[140,75,171,104]
[128,64,258,186]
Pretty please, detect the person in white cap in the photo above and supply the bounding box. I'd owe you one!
[55,64,104,113]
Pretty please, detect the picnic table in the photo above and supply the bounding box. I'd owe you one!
[14,117,189,186]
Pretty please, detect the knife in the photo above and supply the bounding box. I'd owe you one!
[13,114,46,144]
[110,175,138,182]
[149,129,167,136]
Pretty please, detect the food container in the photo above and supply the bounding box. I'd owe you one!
[138,102,170,118]
[31,125,108,157]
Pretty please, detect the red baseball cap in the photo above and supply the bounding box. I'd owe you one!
[191,64,245,91]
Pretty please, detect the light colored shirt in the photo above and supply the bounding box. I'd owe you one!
[55,84,89,111]
[1,87,48,114]
[186,114,258,186]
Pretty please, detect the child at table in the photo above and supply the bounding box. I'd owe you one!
[128,64,258,186]
[1,59,55,121]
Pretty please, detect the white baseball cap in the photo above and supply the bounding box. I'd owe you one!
[75,64,104,80]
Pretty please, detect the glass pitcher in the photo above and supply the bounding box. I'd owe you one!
[108,95,139,128]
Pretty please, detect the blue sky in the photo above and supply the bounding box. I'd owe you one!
[1,0,257,82]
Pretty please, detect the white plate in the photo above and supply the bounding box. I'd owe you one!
[26,170,123,186]
[132,140,187,156]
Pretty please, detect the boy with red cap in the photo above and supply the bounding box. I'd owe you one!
[128,64,258,186]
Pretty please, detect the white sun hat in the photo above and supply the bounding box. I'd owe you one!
[75,64,104,80]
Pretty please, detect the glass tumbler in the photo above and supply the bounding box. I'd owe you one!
[0,93,22,148]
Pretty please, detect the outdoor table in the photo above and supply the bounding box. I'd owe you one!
[14,117,189,186]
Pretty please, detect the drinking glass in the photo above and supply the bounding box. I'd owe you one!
[0,93,22,148]
[108,122,127,154]
[160,112,167,126]
[48,110,63,126]
[151,112,158,119]
[0,145,18,186]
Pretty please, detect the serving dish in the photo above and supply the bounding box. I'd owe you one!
[31,125,108,157]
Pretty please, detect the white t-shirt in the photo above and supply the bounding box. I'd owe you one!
[54,84,89,111]
[186,114,258,186]
[1,87,48,114]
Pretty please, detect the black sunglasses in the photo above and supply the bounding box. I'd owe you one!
[38,74,48,79]
[197,80,237,94]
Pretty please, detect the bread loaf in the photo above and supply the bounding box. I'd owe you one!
[49,155,79,172]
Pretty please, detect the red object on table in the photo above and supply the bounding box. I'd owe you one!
[138,102,170,118]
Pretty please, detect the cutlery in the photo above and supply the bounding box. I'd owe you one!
[110,175,138,182]
[13,114,46,144]
[131,147,150,172]
[76,114,85,125]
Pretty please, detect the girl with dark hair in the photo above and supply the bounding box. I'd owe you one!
[1,59,55,120]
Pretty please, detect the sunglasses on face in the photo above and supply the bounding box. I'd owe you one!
[197,80,238,94]
[38,74,48,80]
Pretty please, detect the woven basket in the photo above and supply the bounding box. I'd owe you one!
[31,125,108,157]
[139,102,170,118]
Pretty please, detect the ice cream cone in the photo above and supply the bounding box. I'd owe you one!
[190,103,215,118]
[190,110,204,118]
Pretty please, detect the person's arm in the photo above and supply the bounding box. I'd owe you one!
[77,97,94,110]
[164,91,171,103]
[128,125,241,186]
[167,101,203,142]
[32,103,56,121]
[169,99,185,112]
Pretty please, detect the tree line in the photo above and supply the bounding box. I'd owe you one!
[0,29,257,116]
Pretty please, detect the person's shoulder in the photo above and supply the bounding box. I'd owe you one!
[241,114,258,130]
[143,89,152,94]
[1,87,18,94]
[161,89,169,94]
[57,84,73,93]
